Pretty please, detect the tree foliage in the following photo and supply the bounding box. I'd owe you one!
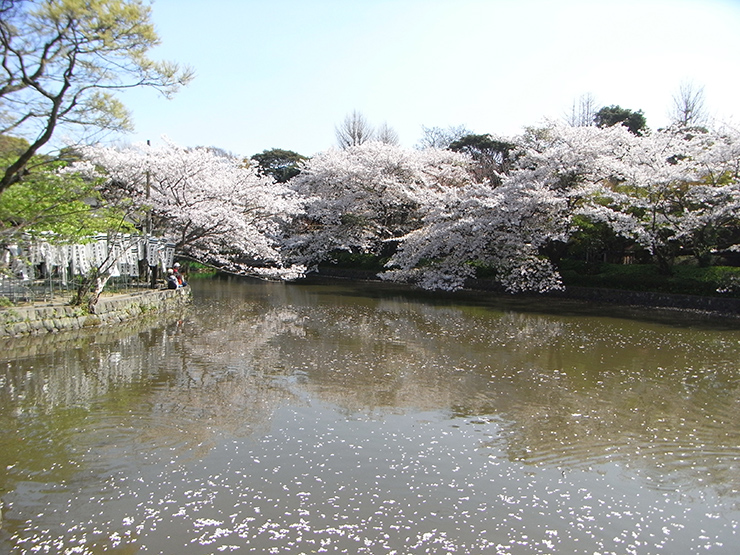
[594,105,647,136]
[447,133,514,186]
[78,140,305,278]
[0,134,131,242]
[251,148,307,183]
[0,133,29,159]
[0,159,132,242]
[0,0,193,194]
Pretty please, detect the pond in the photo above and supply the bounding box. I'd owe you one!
[1,277,739,554]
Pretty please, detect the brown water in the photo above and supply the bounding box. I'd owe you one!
[1,278,739,554]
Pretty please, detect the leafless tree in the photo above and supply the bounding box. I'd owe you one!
[566,93,598,127]
[376,122,400,145]
[335,110,375,148]
[415,124,472,149]
[670,81,708,128]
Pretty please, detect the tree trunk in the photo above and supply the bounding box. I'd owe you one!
[70,269,111,313]
[87,274,111,314]
[655,250,674,276]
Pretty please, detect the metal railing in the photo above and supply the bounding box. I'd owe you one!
[0,273,156,304]
[1,234,175,305]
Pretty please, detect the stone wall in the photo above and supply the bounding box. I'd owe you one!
[0,287,192,337]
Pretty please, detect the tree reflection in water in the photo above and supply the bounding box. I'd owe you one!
[1,278,739,554]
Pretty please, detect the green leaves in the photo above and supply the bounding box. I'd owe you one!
[594,105,647,136]
[0,164,133,241]
[250,148,307,183]
[0,0,194,193]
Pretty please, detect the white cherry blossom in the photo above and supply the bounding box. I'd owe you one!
[78,139,305,278]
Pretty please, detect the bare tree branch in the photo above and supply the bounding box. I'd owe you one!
[335,110,375,148]
[670,80,708,128]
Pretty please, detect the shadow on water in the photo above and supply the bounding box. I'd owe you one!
[294,274,740,330]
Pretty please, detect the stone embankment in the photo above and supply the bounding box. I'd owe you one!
[0,287,192,337]
[545,285,740,315]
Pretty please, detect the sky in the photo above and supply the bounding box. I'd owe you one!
[115,0,740,157]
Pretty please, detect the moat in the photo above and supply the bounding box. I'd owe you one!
[1,277,739,553]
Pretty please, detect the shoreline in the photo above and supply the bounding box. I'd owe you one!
[3,270,737,340]
[0,287,192,337]
[304,268,740,320]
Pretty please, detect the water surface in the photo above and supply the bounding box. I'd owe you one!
[1,278,739,553]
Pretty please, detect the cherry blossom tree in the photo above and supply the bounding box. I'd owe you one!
[382,125,583,292]
[635,125,740,266]
[524,122,740,272]
[381,177,569,292]
[77,139,305,279]
[383,121,740,291]
[579,127,697,271]
[284,141,474,268]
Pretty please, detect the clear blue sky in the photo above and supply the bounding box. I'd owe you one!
[116,0,740,157]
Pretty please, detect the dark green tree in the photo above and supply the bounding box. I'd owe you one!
[251,148,307,183]
[594,105,647,136]
[448,134,514,186]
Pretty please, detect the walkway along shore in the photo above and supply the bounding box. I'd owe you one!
[0,287,192,337]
